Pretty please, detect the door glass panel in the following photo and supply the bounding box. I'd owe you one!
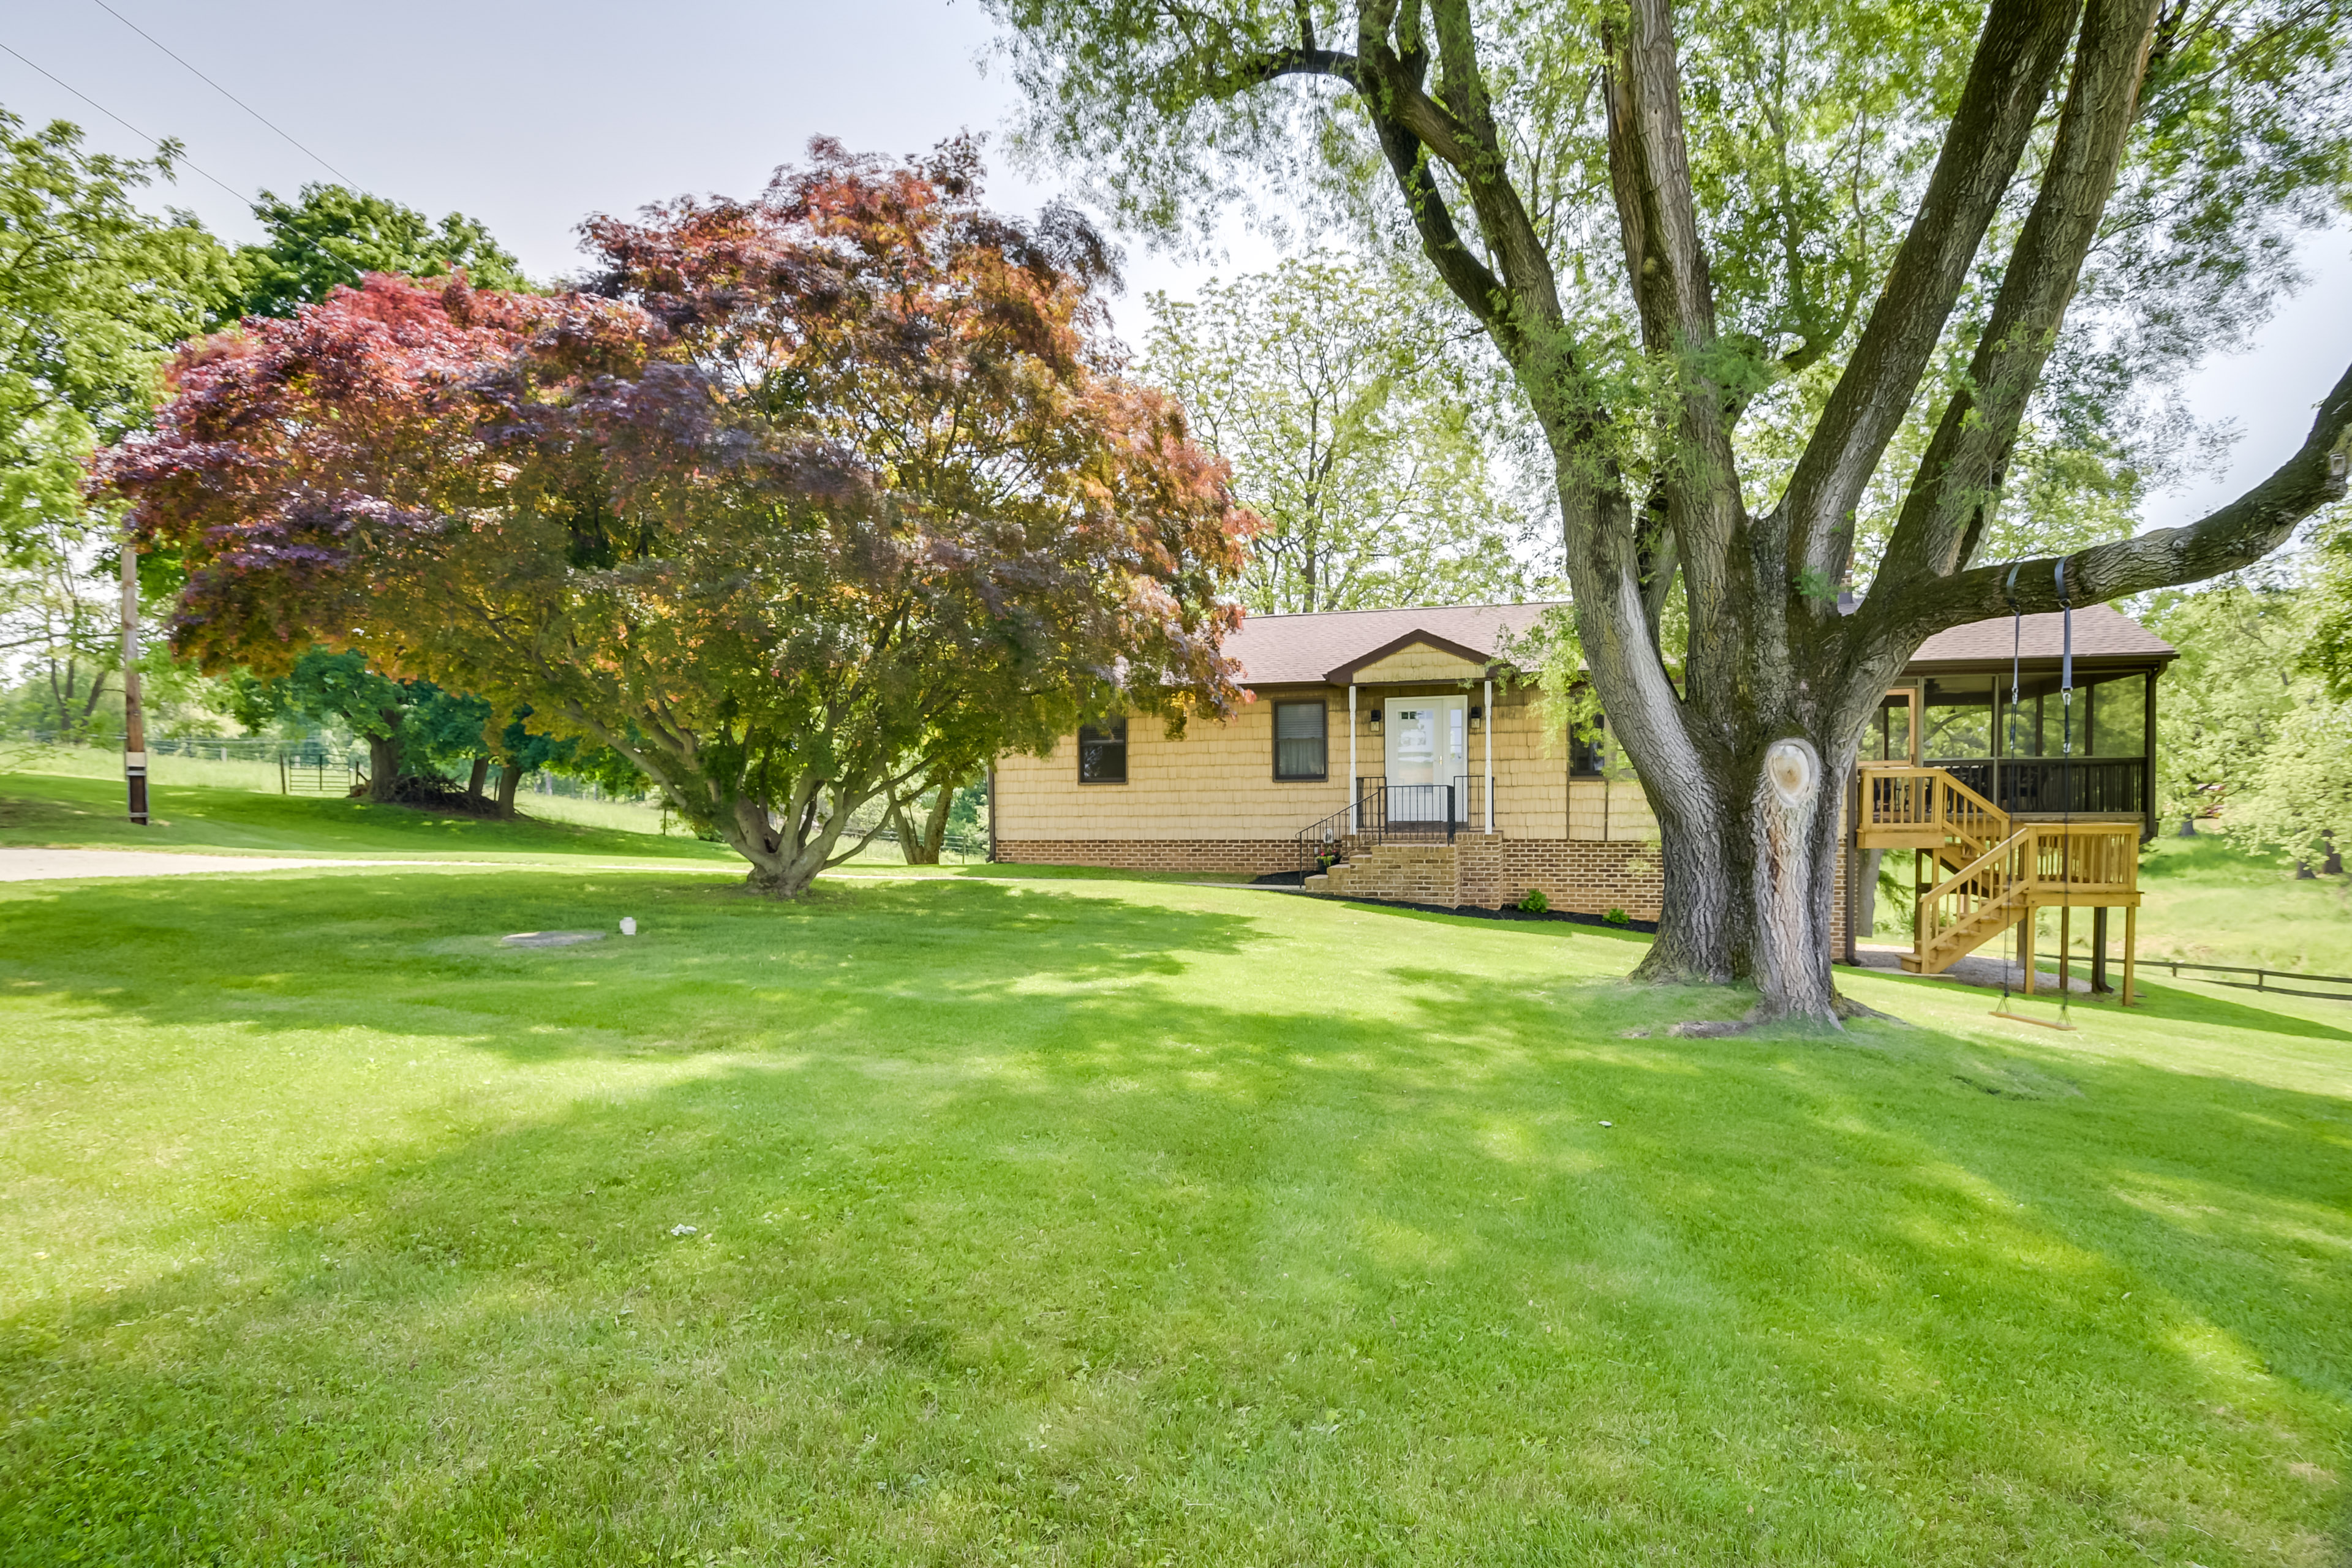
[1390,707,1437,785]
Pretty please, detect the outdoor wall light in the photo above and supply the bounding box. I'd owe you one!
[1366,707,1384,731]
[1468,706,1485,733]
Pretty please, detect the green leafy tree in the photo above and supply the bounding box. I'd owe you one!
[0,111,226,739]
[990,0,2352,1020]
[233,649,502,805]
[2225,694,2352,873]
[194,186,529,754]
[491,708,646,818]
[233,649,420,802]
[1143,252,1531,611]
[107,145,1251,896]
[224,183,526,320]
[2144,582,2309,837]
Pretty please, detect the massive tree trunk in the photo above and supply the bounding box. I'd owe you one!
[495,761,522,818]
[465,755,489,804]
[710,778,892,897]
[546,697,908,898]
[1580,606,1868,1019]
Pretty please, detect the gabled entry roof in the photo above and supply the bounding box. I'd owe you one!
[1223,601,1560,686]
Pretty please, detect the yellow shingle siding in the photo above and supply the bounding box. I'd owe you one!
[1350,645,1490,684]
[995,689,1352,841]
[995,680,1658,843]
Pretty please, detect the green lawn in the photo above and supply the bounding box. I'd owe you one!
[6,742,688,839]
[1872,831,2352,978]
[0,771,737,865]
[1,846,2346,1564]
[2136,833,2352,976]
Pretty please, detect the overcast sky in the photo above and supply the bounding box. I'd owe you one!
[4,0,2343,532]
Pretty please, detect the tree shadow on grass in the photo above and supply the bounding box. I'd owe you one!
[3,918,2347,1564]
[0,871,1266,1064]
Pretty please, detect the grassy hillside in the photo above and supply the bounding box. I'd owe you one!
[0,771,736,864]
[6,741,682,837]
[1872,831,2352,978]
[1,861,2343,1564]
[2136,832,2352,974]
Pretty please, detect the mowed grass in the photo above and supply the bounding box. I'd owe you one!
[5,743,690,839]
[1,860,2347,1564]
[0,771,736,865]
[2136,833,2352,976]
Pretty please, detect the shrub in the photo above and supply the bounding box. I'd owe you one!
[1518,888,1548,913]
[1604,906,1631,927]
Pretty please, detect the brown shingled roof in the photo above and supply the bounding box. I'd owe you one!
[1908,604,2174,666]
[1218,598,2171,685]
[1224,601,1561,686]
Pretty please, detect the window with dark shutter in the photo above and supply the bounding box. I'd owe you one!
[1273,701,1327,780]
[1077,718,1128,783]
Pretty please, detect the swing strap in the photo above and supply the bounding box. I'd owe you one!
[1999,562,2023,1005]
[2056,558,2075,1016]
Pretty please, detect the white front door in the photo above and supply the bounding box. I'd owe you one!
[1386,696,1468,805]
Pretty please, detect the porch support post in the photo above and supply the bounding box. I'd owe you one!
[1348,685,1359,834]
[2122,906,2136,1006]
[1482,677,1493,834]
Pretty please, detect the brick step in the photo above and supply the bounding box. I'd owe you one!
[1316,840,1461,904]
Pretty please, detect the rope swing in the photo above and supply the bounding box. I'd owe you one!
[2056,557,2078,1029]
[1991,560,2079,1032]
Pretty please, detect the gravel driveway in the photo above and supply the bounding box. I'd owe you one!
[0,849,494,881]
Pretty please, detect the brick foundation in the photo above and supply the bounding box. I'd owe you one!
[1499,840,1664,920]
[995,838,1302,875]
[997,833,1844,949]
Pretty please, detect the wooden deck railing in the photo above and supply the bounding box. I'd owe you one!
[1916,821,2141,973]
[1860,762,2007,861]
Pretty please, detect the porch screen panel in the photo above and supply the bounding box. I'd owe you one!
[1274,701,1327,780]
[1924,677,1994,758]
[1873,693,1914,762]
[2088,674,2146,755]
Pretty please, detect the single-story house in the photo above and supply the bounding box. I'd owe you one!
[990,600,2174,932]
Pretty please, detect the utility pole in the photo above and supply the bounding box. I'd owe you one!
[120,533,148,824]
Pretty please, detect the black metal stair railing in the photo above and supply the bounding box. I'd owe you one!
[1928,756,2145,815]
[1292,782,1460,884]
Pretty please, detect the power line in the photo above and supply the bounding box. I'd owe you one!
[87,0,355,187]
[0,39,251,203]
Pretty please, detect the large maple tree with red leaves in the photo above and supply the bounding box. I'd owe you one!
[102,140,1253,895]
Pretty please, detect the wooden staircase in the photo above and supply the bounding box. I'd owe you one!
[1857,764,2141,980]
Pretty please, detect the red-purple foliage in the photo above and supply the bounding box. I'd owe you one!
[100,140,1254,894]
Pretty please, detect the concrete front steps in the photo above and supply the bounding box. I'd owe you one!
[1300,834,1503,908]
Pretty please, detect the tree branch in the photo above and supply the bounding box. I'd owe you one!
[1778,0,2082,576]
[1370,26,1560,322]
[1602,0,1719,355]
[1891,360,2352,636]
[1871,0,2163,599]
[1600,0,1746,699]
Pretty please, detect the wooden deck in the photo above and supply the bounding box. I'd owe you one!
[1858,763,2139,997]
